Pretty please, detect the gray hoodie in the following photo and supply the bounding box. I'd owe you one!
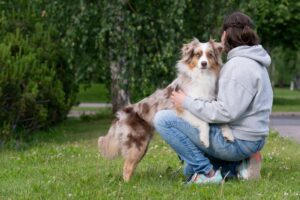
[183,45,273,141]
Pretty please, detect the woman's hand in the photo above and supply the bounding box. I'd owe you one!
[171,90,187,109]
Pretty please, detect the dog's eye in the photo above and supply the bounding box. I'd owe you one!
[195,52,202,58]
[207,52,213,58]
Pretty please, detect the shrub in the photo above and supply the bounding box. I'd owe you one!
[0,15,77,140]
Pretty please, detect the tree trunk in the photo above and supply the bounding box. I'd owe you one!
[110,59,130,113]
[109,1,130,113]
[265,42,275,87]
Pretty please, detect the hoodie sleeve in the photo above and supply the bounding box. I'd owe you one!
[183,77,255,123]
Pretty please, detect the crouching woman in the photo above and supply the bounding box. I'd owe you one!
[154,12,273,184]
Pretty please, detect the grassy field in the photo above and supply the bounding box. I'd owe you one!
[1,116,300,199]
[272,88,300,112]
[77,84,110,103]
[77,84,300,112]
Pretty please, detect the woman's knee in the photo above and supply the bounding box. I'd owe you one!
[153,110,176,130]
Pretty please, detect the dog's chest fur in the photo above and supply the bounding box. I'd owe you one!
[180,72,217,101]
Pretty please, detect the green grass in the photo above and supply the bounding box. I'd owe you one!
[273,88,300,99]
[1,117,300,199]
[77,83,109,103]
[71,106,104,112]
[272,105,300,112]
[273,88,300,112]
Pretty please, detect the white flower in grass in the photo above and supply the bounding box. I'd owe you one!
[284,192,288,196]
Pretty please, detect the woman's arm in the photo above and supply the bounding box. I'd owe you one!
[172,77,255,123]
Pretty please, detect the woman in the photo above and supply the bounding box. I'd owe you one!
[153,12,273,184]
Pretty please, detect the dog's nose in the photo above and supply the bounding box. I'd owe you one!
[201,61,207,67]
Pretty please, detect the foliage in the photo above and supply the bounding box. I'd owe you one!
[241,0,300,49]
[183,0,241,40]
[238,1,300,86]
[97,0,187,101]
[272,47,300,86]
[42,0,106,83]
[1,0,300,132]
[93,0,300,102]
[0,1,77,139]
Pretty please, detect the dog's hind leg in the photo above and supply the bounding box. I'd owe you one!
[122,140,150,182]
[123,157,139,182]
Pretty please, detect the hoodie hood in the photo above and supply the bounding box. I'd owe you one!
[227,45,271,67]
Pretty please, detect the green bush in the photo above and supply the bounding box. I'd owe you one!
[0,5,77,140]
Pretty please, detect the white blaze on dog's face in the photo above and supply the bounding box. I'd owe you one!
[194,43,210,70]
[177,39,223,80]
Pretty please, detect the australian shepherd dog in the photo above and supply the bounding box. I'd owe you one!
[98,38,234,181]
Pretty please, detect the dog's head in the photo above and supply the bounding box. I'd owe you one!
[177,38,223,79]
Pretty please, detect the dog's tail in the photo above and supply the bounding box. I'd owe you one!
[98,120,121,159]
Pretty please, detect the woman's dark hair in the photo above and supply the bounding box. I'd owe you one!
[221,12,260,52]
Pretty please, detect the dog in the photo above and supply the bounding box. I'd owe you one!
[175,39,234,148]
[98,38,234,182]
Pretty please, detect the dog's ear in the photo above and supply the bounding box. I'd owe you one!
[209,39,223,54]
[214,42,223,54]
[180,38,199,63]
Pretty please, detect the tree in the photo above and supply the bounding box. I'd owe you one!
[0,1,78,139]
[97,0,243,112]
[241,0,300,49]
[98,0,187,111]
[240,0,300,84]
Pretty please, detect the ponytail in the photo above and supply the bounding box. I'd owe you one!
[222,12,260,52]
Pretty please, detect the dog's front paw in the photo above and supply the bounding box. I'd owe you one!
[199,127,210,148]
[222,130,234,142]
[201,139,210,148]
[225,134,235,142]
[200,134,210,148]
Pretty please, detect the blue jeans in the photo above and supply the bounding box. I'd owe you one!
[153,110,265,177]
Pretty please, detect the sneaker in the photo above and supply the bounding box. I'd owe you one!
[188,170,223,185]
[238,152,262,180]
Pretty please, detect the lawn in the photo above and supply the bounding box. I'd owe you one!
[272,88,300,112]
[77,83,110,103]
[1,116,300,199]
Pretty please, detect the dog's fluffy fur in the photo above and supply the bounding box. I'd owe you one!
[98,39,234,182]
